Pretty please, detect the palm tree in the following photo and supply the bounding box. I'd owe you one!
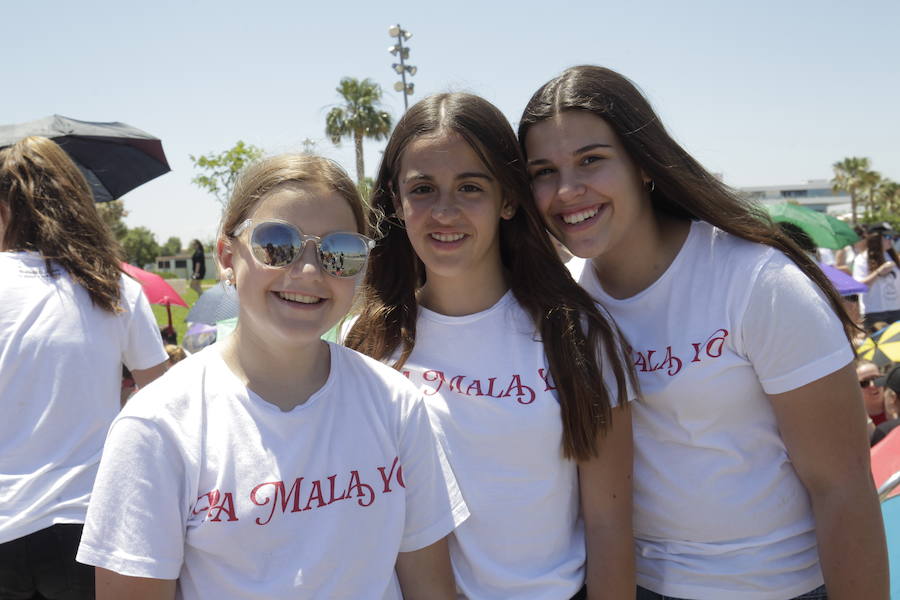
[325,78,393,185]
[876,180,900,215]
[857,169,882,219]
[832,156,870,224]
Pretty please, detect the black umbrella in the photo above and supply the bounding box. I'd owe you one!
[0,114,170,202]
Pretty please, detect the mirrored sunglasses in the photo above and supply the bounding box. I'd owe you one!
[232,219,374,278]
[859,378,880,388]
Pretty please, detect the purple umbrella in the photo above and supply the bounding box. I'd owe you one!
[819,263,867,296]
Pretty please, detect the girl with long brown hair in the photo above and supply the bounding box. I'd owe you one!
[77,153,466,600]
[345,92,637,599]
[519,65,887,600]
[0,136,168,600]
[852,228,900,330]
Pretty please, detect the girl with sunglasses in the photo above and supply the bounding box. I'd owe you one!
[518,65,887,600]
[77,154,468,600]
[344,93,637,599]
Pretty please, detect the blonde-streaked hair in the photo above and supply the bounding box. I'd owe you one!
[0,136,123,313]
[220,153,368,242]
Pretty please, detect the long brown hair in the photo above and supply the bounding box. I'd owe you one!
[518,65,857,340]
[866,230,900,274]
[0,136,123,313]
[344,93,636,461]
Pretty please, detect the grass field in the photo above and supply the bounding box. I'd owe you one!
[150,280,217,343]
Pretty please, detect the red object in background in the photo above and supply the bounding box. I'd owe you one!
[120,262,188,330]
[872,428,900,500]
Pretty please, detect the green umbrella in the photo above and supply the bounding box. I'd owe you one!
[765,203,859,249]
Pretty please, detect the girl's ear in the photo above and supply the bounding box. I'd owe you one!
[216,236,233,270]
[500,197,517,221]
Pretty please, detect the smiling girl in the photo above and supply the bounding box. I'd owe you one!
[519,65,887,600]
[77,154,468,600]
[345,93,637,599]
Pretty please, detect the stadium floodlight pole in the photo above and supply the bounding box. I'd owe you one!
[388,24,416,111]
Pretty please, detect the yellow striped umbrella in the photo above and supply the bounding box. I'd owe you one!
[857,321,900,367]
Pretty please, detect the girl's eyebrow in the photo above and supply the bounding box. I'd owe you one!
[527,143,613,167]
[402,171,493,183]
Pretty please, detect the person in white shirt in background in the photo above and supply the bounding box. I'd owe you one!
[0,136,168,600]
[852,228,900,331]
[77,153,467,600]
[344,92,637,600]
[519,65,886,600]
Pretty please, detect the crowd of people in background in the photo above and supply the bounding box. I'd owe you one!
[0,65,893,600]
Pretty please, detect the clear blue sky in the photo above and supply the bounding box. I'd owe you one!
[2,0,898,246]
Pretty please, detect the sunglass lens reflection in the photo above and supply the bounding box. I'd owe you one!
[319,234,369,277]
[251,223,299,268]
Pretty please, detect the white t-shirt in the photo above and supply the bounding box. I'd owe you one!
[852,252,900,315]
[77,343,468,600]
[569,221,853,600]
[0,252,167,544]
[395,291,633,600]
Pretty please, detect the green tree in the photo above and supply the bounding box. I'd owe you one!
[122,226,160,268]
[95,200,129,241]
[161,236,182,256]
[876,180,900,215]
[325,77,393,185]
[832,156,871,224]
[857,169,883,220]
[190,141,263,210]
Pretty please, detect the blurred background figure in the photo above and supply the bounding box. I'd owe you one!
[853,227,900,331]
[0,136,168,599]
[836,224,867,275]
[189,238,206,295]
[858,359,889,427]
[872,364,900,446]
[165,344,187,366]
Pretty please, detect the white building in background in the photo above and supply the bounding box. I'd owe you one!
[738,179,851,215]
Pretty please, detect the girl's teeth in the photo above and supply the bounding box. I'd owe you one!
[431,233,465,242]
[562,208,599,225]
[278,292,321,304]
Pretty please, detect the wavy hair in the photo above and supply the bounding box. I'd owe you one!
[518,65,857,340]
[0,136,123,313]
[344,93,636,461]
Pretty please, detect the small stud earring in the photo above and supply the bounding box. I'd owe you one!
[223,268,234,286]
[645,180,656,192]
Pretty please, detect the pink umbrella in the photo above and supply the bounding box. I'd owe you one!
[121,262,188,330]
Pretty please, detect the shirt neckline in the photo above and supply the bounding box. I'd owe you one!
[418,289,515,325]
[210,341,339,415]
[588,219,703,305]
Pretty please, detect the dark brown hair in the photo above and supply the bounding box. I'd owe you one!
[518,65,857,340]
[344,93,636,461]
[0,136,124,312]
[866,230,900,274]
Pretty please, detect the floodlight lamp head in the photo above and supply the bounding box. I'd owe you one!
[406,83,415,94]
[400,47,410,59]
[402,31,412,40]
[393,81,404,92]
[407,65,417,76]
[392,63,404,74]
[388,45,399,55]
[388,25,400,37]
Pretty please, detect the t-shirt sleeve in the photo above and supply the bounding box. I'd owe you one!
[741,254,854,395]
[77,415,190,579]
[122,282,168,370]
[396,395,469,552]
